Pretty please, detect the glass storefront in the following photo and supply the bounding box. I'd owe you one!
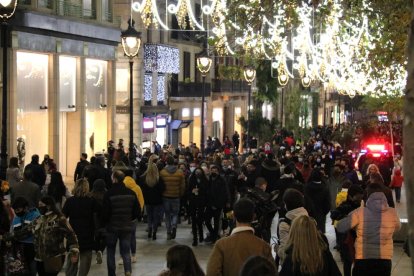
[16,52,49,163]
[59,56,77,176]
[85,58,108,157]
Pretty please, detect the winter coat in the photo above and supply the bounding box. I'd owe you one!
[305,181,331,232]
[10,180,41,209]
[33,212,79,260]
[11,208,40,243]
[187,174,208,208]
[6,167,22,189]
[277,207,309,262]
[124,176,145,210]
[260,159,280,192]
[337,192,401,260]
[160,166,186,198]
[206,227,273,276]
[390,170,403,188]
[327,174,347,210]
[25,162,46,187]
[206,175,228,209]
[102,183,140,233]
[221,169,238,209]
[63,196,99,251]
[140,175,166,205]
[74,159,89,181]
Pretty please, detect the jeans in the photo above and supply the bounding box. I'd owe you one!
[146,204,163,232]
[204,206,222,240]
[353,259,392,276]
[106,231,132,276]
[130,221,137,255]
[163,197,180,233]
[65,250,92,276]
[394,187,402,202]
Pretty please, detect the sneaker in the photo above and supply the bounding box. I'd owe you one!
[131,255,137,263]
[118,258,123,266]
[125,272,132,276]
[96,251,103,264]
[172,228,177,239]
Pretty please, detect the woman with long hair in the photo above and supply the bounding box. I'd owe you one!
[187,167,208,246]
[140,161,165,240]
[45,171,70,210]
[159,245,205,276]
[280,215,341,276]
[34,196,79,276]
[63,178,99,276]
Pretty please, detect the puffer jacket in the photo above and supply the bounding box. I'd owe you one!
[160,165,185,198]
[337,192,401,260]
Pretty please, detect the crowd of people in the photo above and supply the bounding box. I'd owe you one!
[0,124,405,276]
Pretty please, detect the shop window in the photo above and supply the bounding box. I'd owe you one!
[59,56,77,112]
[16,52,49,161]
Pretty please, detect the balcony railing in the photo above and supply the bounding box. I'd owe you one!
[169,81,211,98]
[212,78,250,93]
[20,0,117,24]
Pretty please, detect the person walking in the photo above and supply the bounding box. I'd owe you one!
[25,154,46,188]
[279,216,341,275]
[187,167,208,246]
[337,184,401,276]
[63,178,99,276]
[34,196,79,276]
[160,155,186,240]
[206,198,273,276]
[44,171,71,210]
[10,168,41,209]
[140,162,165,241]
[74,153,89,182]
[6,156,22,189]
[102,170,140,276]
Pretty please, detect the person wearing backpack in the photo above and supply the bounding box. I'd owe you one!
[275,188,308,265]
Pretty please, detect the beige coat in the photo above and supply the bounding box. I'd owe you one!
[206,227,273,276]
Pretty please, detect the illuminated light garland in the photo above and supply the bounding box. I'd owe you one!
[131,0,406,97]
[144,44,180,74]
[157,74,166,102]
[144,74,152,101]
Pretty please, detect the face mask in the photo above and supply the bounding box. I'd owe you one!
[38,206,48,215]
[15,211,26,217]
[190,167,196,173]
[298,158,303,162]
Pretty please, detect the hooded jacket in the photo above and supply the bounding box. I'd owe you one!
[160,165,185,198]
[123,176,144,210]
[337,192,401,260]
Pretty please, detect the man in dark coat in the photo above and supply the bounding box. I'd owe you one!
[205,165,229,243]
[24,154,46,188]
[74,153,89,182]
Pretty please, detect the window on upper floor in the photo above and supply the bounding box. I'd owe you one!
[83,0,97,19]
[183,51,191,81]
[38,0,53,9]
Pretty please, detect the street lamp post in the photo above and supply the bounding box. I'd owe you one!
[0,0,18,180]
[121,18,141,167]
[196,51,212,157]
[243,66,256,150]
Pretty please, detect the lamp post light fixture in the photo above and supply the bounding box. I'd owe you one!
[196,51,212,157]
[243,66,256,151]
[121,18,141,167]
[0,0,17,180]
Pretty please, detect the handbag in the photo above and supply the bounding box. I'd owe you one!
[43,255,64,273]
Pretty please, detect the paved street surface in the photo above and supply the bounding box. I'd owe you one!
[60,179,412,275]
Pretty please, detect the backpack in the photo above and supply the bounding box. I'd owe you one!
[275,217,292,267]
